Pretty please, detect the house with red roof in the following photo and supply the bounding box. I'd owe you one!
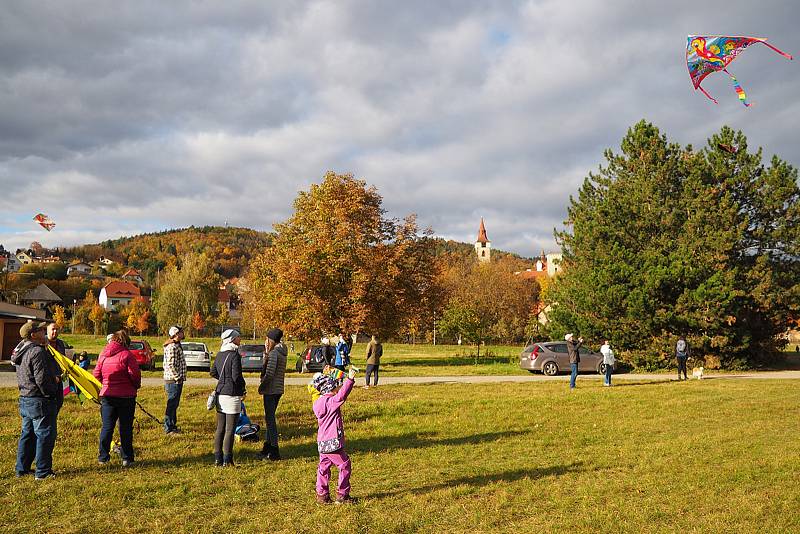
[99,280,141,310]
[122,267,144,285]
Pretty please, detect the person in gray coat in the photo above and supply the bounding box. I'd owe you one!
[13,320,63,479]
[259,328,287,461]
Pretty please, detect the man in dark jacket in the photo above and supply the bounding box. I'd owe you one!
[676,336,690,380]
[13,320,63,480]
[565,333,584,390]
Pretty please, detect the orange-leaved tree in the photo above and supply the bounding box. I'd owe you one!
[244,172,442,340]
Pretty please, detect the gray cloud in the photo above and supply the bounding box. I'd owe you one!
[1,0,798,257]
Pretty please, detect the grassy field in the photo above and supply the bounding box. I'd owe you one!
[59,335,528,377]
[1,379,799,532]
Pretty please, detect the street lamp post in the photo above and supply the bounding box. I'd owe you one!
[72,299,77,333]
[433,311,437,346]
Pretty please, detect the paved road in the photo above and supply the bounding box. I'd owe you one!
[2,370,800,388]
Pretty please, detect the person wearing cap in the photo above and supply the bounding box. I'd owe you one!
[162,325,186,435]
[565,333,584,390]
[93,330,141,467]
[258,328,287,461]
[12,320,63,480]
[210,329,246,467]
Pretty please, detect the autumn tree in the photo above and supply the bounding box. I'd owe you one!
[438,257,539,358]
[547,121,800,369]
[52,305,67,330]
[244,172,442,339]
[192,311,206,335]
[153,252,220,334]
[125,297,151,335]
[89,303,106,335]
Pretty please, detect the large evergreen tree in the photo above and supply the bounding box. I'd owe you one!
[547,121,799,369]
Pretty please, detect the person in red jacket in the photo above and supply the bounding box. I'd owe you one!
[93,330,141,467]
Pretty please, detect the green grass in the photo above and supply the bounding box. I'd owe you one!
[2,380,799,532]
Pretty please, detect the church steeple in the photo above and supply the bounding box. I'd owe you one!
[475,217,491,263]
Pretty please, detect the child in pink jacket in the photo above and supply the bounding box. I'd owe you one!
[311,367,358,504]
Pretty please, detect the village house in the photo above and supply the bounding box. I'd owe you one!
[21,283,63,310]
[38,255,62,264]
[15,249,35,265]
[1,254,22,273]
[0,302,47,361]
[122,267,144,285]
[67,261,93,276]
[474,218,491,263]
[99,280,140,310]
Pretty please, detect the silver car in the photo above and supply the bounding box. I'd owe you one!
[181,342,211,371]
[520,341,612,376]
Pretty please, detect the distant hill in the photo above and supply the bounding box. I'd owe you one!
[55,229,533,285]
[61,226,272,282]
[430,238,533,271]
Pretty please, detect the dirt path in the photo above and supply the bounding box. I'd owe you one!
[3,370,800,388]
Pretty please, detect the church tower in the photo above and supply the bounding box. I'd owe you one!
[475,217,491,263]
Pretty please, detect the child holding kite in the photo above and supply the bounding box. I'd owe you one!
[309,366,359,504]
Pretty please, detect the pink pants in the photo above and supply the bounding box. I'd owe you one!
[316,450,351,498]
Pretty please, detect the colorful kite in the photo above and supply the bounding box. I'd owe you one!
[32,213,56,231]
[686,35,793,106]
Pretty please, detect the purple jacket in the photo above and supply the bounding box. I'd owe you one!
[93,341,141,398]
[313,377,354,453]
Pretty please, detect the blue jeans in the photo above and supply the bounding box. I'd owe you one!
[99,396,136,462]
[164,382,183,433]
[365,364,379,386]
[16,396,60,477]
[262,394,282,447]
[570,363,578,389]
[605,364,613,385]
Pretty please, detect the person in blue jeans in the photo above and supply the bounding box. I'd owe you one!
[162,326,186,435]
[12,320,63,480]
[565,333,584,390]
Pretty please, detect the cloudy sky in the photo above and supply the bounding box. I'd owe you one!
[1,1,798,258]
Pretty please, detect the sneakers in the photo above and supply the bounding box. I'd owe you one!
[362,385,370,389]
[166,429,183,437]
[335,495,358,505]
[122,460,134,468]
[316,493,332,504]
[98,460,109,466]
[34,472,56,481]
[15,470,33,478]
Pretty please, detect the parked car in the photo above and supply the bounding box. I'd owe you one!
[519,341,613,376]
[239,344,265,372]
[295,344,334,374]
[129,340,155,370]
[181,341,211,371]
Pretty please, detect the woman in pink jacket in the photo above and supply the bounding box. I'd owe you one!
[310,367,358,504]
[93,330,141,467]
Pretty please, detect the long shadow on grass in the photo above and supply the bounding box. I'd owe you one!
[608,379,675,388]
[239,430,530,462]
[384,356,511,367]
[370,461,585,499]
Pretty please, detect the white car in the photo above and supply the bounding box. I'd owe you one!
[181,342,211,371]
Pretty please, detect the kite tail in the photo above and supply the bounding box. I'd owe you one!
[697,85,718,104]
[759,41,793,60]
[724,70,750,107]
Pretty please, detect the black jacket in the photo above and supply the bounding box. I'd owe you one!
[210,349,246,396]
[12,340,64,400]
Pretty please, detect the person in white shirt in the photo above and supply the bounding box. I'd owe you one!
[599,340,615,386]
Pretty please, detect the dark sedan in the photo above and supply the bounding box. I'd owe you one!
[239,344,265,372]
